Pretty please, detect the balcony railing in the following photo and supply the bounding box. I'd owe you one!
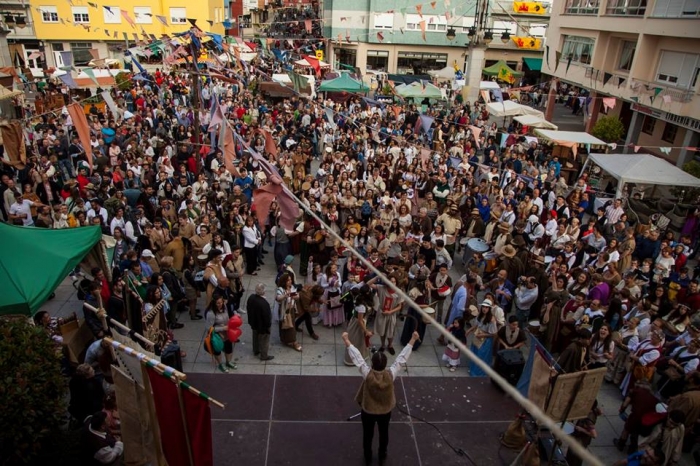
[631,78,695,103]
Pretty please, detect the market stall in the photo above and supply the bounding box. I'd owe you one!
[318,72,370,94]
[271,73,316,98]
[395,81,445,100]
[486,100,544,118]
[581,153,700,201]
[514,114,558,130]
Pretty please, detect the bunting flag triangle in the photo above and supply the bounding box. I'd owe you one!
[83,67,100,87]
[545,45,550,69]
[618,76,626,88]
[603,72,612,86]
[377,32,384,42]
[207,20,213,26]
[554,51,561,73]
[630,96,638,102]
[287,71,308,93]
[416,4,423,17]
[419,20,426,41]
[431,1,437,7]
[565,56,572,74]
[156,15,168,25]
[187,18,197,27]
[659,147,671,155]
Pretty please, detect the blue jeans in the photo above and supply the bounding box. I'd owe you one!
[58,158,74,181]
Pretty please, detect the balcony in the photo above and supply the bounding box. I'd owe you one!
[650,0,700,18]
[631,78,695,103]
[605,0,647,15]
[563,0,600,15]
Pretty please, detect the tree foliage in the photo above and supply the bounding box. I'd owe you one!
[591,116,626,144]
[0,318,66,464]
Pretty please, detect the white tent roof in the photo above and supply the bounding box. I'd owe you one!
[514,114,558,130]
[294,58,330,67]
[486,100,544,118]
[428,66,456,79]
[480,81,501,90]
[587,153,700,187]
[534,130,606,146]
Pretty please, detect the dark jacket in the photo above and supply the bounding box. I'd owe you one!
[35,179,62,205]
[247,294,272,334]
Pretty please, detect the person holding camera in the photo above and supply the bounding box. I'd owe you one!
[514,276,539,329]
[343,330,421,466]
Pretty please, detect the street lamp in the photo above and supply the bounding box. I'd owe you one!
[483,31,493,44]
[3,15,15,28]
[446,27,456,41]
[501,31,510,44]
[15,16,26,28]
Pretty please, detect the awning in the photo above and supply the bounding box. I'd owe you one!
[523,57,543,71]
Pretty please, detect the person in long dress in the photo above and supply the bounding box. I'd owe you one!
[400,285,429,351]
[344,285,375,365]
[466,300,498,376]
[274,273,302,352]
[320,263,345,327]
[371,275,404,355]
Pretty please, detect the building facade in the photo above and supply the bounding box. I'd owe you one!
[544,0,700,166]
[1,1,44,76]
[29,1,226,69]
[323,0,549,81]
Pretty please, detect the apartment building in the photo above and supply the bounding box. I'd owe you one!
[29,1,226,69]
[323,0,549,81]
[544,0,700,166]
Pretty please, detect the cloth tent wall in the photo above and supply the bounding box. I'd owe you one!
[0,224,102,315]
[583,153,700,199]
[533,130,607,146]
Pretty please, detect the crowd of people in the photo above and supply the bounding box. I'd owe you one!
[5,31,700,464]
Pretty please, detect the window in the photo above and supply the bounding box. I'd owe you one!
[367,50,389,71]
[564,0,600,14]
[492,20,517,34]
[71,6,90,23]
[561,35,595,65]
[662,123,678,143]
[656,51,700,88]
[52,43,64,52]
[397,52,447,74]
[373,12,394,29]
[70,42,93,65]
[606,0,647,15]
[170,7,187,24]
[528,23,547,37]
[40,6,59,23]
[618,40,636,71]
[405,14,420,30]
[652,0,700,17]
[336,48,357,68]
[461,17,475,32]
[426,16,447,31]
[134,7,152,24]
[102,6,121,24]
[641,115,656,134]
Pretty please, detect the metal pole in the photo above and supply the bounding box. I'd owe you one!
[189,35,202,172]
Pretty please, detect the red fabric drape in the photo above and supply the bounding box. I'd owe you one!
[66,103,93,170]
[146,368,189,466]
[182,388,213,466]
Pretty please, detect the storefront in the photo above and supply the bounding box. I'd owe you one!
[397,51,447,75]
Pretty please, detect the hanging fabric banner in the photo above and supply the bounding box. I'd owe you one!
[602,97,616,112]
[58,73,77,89]
[513,2,547,13]
[66,103,94,170]
[59,51,74,67]
[101,90,120,118]
[512,37,542,49]
[419,20,426,41]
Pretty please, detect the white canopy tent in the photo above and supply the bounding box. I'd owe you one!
[514,114,558,130]
[486,100,545,118]
[480,81,501,90]
[582,153,700,199]
[534,130,606,146]
[294,58,330,68]
[428,66,456,79]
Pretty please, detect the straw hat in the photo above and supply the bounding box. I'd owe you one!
[532,255,546,265]
[503,245,516,258]
[471,208,480,216]
[468,305,479,316]
[498,222,511,231]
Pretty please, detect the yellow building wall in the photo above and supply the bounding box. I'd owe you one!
[30,0,224,41]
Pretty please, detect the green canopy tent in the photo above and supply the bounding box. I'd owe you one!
[318,72,370,93]
[482,60,523,83]
[396,81,444,100]
[0,224,103,315]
